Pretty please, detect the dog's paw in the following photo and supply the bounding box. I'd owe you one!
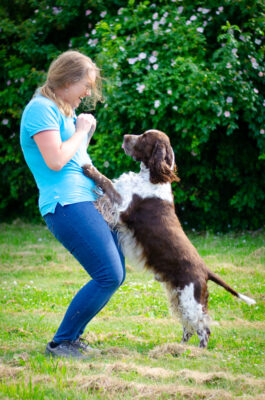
[82,164,95,178]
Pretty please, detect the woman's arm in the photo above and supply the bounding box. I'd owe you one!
[33,113,96,171]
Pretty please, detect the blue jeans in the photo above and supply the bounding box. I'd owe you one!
[44,201,125,343]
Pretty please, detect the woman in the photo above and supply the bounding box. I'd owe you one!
[20,50,125,358]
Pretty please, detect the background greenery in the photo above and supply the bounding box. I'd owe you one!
[0,0,264,231]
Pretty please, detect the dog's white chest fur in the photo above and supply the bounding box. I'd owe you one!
[113,164,173,213]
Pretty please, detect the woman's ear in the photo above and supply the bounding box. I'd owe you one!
[148,142,180,184]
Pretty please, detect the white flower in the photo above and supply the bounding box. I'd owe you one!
[224,111,230,117]
[149,55,157,63]
[52,7,62,15]
[232,48,238,56]
[218,6,224,11]
[175,16,179,21]
[201,8,211,14]
[111,35,116,40]
[186,20,191,25]
[91,29,96,35]
[178,6,184,13]
[226,97,233,103]
[258,71,264,77]
[153,21,160,31]
[150,109,155,115]
[153,12,158,19]
[190,15,197,21]
[253,88,259,93]
[226,62,232,69]
[251,58,259,69]
[104,161,110,167]
[197,27,204,33]
[154,100,160,108]
[260,129,264,134]
[153,64,159,70]
[119,46,125,52]
[100,11,107,18]
[167,89,172,95]
[173,105,178,111]
[85,9,92,16]
[138,52,147,60]
[144,19,151,25]
[136,83,145,93]
[2,119,9,125]
[128,57,138,65]
[255,39,261,45]
[117,8,123,15]
[160,17,167,25]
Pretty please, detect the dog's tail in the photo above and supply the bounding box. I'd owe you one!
[207,270,256,305]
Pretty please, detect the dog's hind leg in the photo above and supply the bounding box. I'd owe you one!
[181,326,194,344]
[177,283,211,348]
[197,326,211,348]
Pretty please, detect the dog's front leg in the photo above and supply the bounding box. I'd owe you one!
[82,164,122,205]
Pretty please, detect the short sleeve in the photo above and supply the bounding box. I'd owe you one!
[23,98,61,138]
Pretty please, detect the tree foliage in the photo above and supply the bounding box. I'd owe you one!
[0,0,264,230]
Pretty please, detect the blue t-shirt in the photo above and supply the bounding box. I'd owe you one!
[20,94,97,216]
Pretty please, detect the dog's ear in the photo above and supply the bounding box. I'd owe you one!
[148,142,180,184]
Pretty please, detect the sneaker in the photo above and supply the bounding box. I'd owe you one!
[45,341,85,359]
[72,337,101,356]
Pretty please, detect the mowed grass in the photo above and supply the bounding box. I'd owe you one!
[0,221,264,400]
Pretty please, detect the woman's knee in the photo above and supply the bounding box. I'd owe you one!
[92,245,125,290]
[100,263,125,289]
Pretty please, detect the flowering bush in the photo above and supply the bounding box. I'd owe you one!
[0,0,264,230]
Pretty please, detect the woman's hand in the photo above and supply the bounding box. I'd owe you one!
[33,113,97,171]
[76,113,97,139]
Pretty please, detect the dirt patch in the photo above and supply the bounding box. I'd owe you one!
[149,343,207,358]
[248,247,265,259]
[78,360,265,390]
[0,364,24,379]
[219,319,265,329]
[102,362,174,379]
[72,373,233,399]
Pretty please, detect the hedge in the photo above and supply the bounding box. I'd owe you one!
[0,0,264,231]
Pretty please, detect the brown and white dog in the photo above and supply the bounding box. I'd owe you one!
[82,129,255,348]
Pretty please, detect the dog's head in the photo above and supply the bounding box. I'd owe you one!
[122,129,180,184]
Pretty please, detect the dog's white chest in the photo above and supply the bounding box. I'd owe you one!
[113,167,173,213]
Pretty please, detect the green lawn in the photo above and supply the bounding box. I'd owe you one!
[0,221,264,399]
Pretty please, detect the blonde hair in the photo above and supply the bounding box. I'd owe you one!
[39,50,102,117]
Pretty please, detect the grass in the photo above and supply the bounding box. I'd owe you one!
[0,220,264,399]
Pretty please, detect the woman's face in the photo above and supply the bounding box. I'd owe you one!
[65,69,96,109]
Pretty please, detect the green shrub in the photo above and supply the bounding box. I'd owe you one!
[0,0,264,230]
